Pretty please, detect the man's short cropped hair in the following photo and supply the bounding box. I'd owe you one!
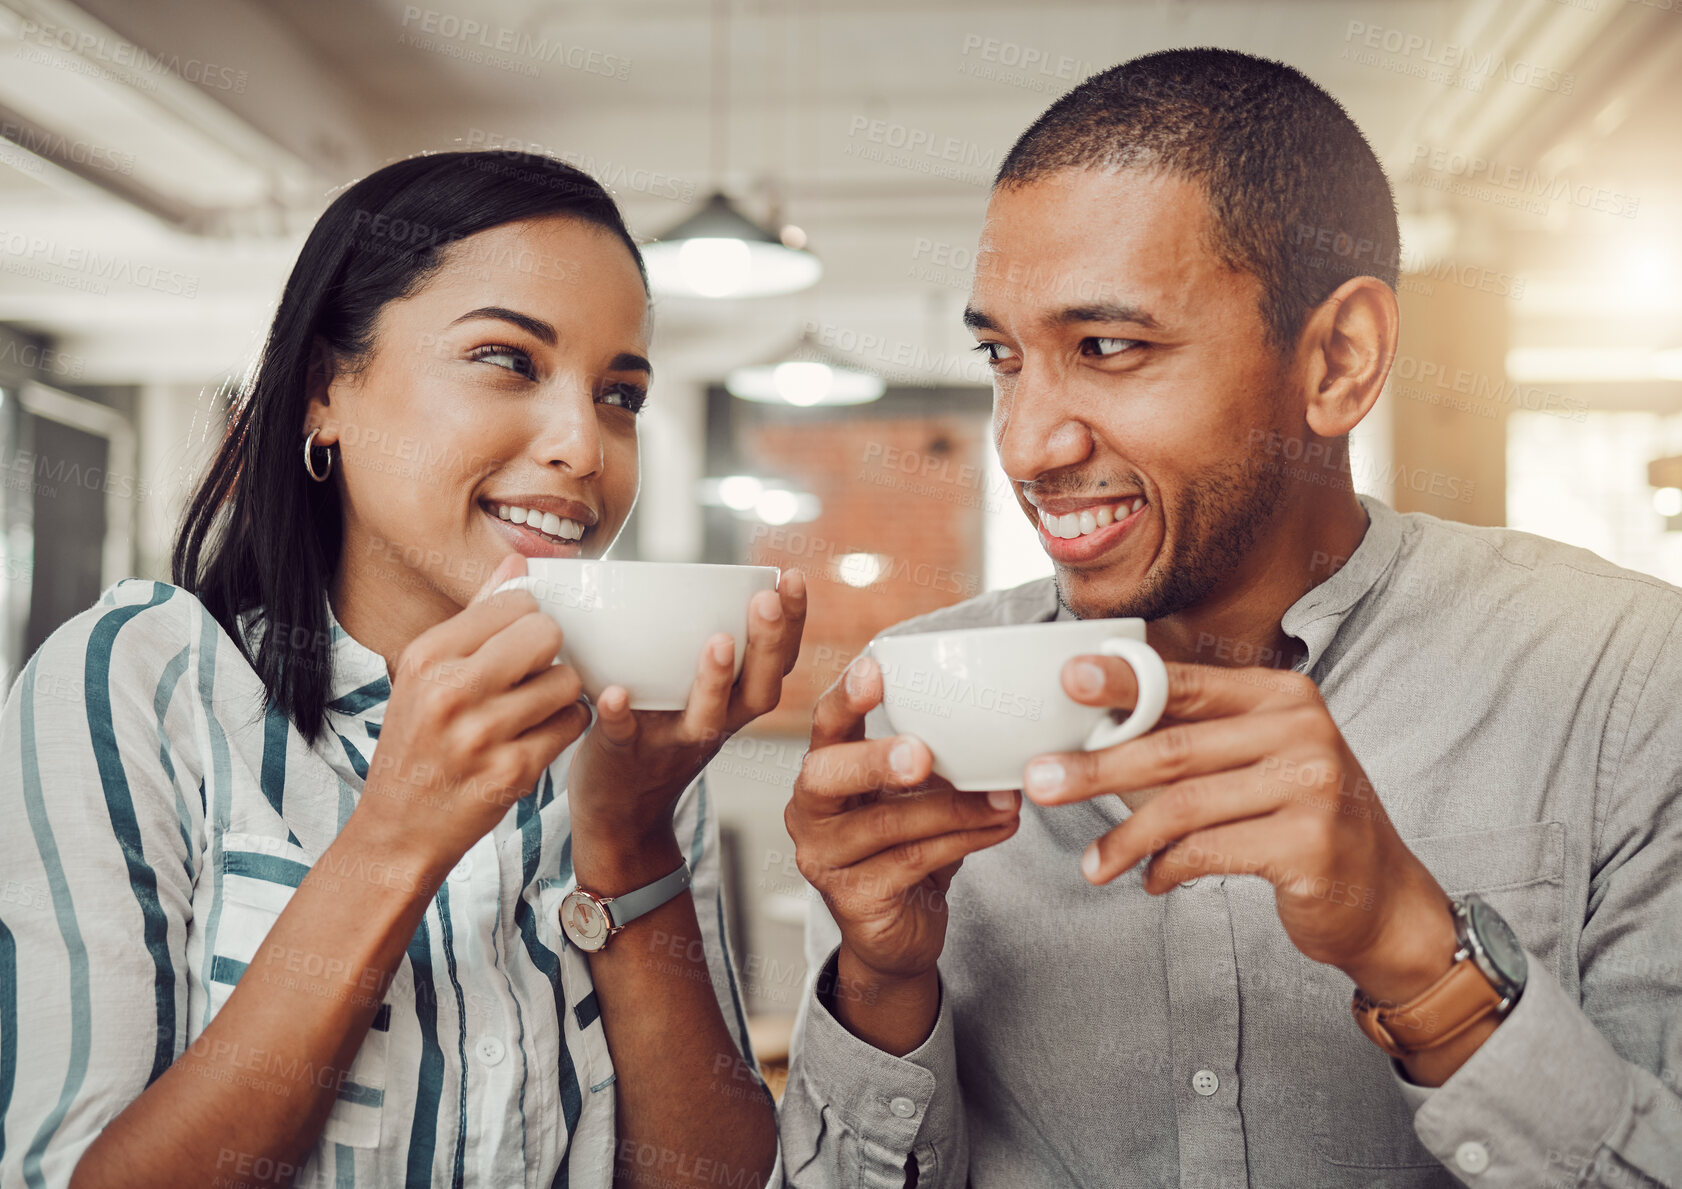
[996,48,1400,351]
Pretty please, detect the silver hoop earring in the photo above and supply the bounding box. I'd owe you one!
[303,427,333,482]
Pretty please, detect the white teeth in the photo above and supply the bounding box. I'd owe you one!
[493,503,587,541]
[1038,498,1145,542]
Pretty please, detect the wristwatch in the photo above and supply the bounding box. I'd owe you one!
[560,861,692,953]
[1352,893,1529,1059]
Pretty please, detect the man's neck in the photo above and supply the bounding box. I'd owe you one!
[1145,493,1371,671]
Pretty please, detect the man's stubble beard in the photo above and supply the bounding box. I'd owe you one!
[1056,449,1289,622]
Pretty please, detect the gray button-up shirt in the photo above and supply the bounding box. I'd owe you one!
[779,495,1682,1188]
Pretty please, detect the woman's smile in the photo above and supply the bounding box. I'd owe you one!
[480,495,598,558]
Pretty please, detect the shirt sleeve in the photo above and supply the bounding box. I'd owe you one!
[779,899,968,1189]
[0,580,204,1188]
[1391,604,1682,1188]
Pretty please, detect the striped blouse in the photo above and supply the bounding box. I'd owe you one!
[0,577,760,1188]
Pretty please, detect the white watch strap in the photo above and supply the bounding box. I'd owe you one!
[603,861,692,930]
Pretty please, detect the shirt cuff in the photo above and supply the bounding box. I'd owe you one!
[1391,957,1632,1185]
[789,947,964,1184]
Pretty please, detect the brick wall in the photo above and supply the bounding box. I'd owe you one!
[740,411,990,735]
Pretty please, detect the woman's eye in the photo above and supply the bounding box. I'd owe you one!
[599,383,648,414]
[468,345,536,378]
[1085,337,1139,358]
[972,341,1016,364]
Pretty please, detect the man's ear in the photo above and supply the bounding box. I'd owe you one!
[1295,276,1399,440]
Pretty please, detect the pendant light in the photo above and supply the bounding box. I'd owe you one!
[641,0,821,299]
[725,331,884,406]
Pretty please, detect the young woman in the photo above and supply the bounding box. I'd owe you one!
[0,151,804,1188]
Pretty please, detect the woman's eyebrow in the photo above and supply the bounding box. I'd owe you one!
[610,352,652,377]
[450,306,557,344]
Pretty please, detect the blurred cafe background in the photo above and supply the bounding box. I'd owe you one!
[2,0,1680,1081]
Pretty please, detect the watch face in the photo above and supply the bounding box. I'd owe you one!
[561,890,610,951]
[1466,895,1528,993]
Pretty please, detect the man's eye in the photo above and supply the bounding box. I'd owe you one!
[1085,337,1139,358]
[972,342,1017,364]
[468,345,536,378]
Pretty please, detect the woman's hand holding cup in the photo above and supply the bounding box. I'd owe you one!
[351,552,592,886]
[567,570,808,884]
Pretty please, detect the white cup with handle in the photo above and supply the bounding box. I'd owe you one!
[869,618,1169,791]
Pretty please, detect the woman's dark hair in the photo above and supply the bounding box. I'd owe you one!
[172,150,646,744]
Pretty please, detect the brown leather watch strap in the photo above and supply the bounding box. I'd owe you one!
[1352,955,1508,1058]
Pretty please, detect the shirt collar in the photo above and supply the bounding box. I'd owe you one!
[1049,493,1404,672]
[1279,494,1404,672]
[323,592,393,719]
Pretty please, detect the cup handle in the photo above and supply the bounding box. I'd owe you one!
[1081,637,1168,751]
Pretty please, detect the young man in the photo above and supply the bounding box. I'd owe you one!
[779,48,1682,1188]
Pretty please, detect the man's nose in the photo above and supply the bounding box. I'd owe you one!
[994,363,1093,482]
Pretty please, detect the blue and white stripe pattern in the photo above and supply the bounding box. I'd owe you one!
[0,578,758,1188]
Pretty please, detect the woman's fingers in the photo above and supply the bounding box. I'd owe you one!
[679,633,737,741]
[485,660,585,738]
[592,685,639,746]
[730,589,793,721]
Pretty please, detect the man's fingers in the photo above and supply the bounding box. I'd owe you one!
[797,735,931,807]
[818,787,1021,870]
[1139,816,1298,894]
[1062,656,1320,719]
[1081,764,1280,882]
[1025,709,1303,806]
[821,820,1021,907]
[810,655,883,751]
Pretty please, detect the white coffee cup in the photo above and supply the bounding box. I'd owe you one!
[869,619,1169,791]
[494,559,779,710]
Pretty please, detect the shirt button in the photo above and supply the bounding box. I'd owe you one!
[475,1036,505,1066]
[888,1096,917,1119]
[1191,1069,1220,1096]
[448,855,474,883]
[1179,877,1199,888]
[1454,1140,1490,1174]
